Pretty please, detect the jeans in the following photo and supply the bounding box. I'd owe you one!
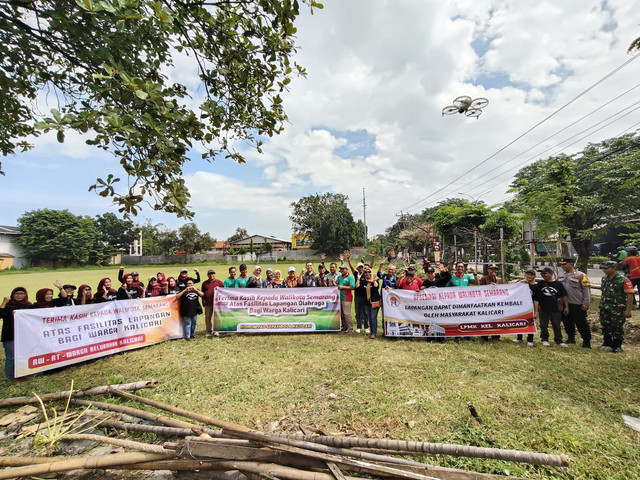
[183,315,197,339]
[354,296,368,329]
[3,341,15,381]
[363,304,379,335]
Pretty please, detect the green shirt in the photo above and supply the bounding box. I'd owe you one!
[236,276,249,288]
[337,274,355,302]
[223,277,238,288]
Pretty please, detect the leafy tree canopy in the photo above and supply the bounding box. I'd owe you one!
[290,193,358,254]
[16,209,112,265]
[510,133,640,271]
[177,222,214,253]
[432,198,490,244]
[95,212,137,250]
[227,227,248,243]
[1,0,322,217]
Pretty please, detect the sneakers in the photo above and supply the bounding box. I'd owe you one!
[581,344,591,349]
[369,334,376,339]
[356,329,361,334]
[512,339,523,344]
[559,343,569,348]
[205,332,212,338]
[365,328,371,335]
[344,328,354,334]
[527,342,534,347]
[612,347,624,353]
[599,345,613,352]
[542,341,550,347]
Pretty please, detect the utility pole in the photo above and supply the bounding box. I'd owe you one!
[500,228,505,281]
[362,187,367,248]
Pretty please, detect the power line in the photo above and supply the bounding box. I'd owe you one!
[398,52,640,215]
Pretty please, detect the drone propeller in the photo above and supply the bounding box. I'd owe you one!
[453,96,472,108]
[465,108,483,119]
[470,97,489,109]
[441,106,459,116]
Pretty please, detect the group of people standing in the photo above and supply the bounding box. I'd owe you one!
[0,266,205,382]
[2,249,636,383]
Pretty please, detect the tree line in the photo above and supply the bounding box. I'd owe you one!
[15,211,215,266]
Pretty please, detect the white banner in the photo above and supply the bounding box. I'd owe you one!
[382,283,536,338]
[14,296,183,377]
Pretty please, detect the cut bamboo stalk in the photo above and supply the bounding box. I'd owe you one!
[71,398,204,432]
[111,389,250,432]
[326,461,347,480]
[189,435,438,472]
[206,461,363,480]
[62,433,173,454]
[92,417,223,438]
[0,452,173,480]
[277,433,569,467]
[220,438,442,480]
[0,380,159,408]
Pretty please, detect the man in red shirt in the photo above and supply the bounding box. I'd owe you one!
[201,269,223,336]
[396,266,423,291]
[621,246,640,306]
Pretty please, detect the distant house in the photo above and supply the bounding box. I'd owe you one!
[0,226,27,269]
[210,241,229,254]
[228,234,291,252]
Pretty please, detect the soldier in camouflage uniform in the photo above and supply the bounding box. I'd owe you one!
[599,260,634,353]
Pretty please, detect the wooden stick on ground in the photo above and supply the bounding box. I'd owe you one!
[0,452,174,480]
[0,380,160,408]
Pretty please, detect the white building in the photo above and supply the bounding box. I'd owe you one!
[0,226,26,269]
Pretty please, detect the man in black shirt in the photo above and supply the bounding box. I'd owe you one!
[536,267,569,347]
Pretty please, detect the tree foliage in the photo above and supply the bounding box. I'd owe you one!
[177,222,214,253]
[227,227,248,243]
[95,212,137,250]
[1,0,322,217]
[16,209,112,265]
[510,133,640,271]
[432,198,490,245]
[290,193,358,254]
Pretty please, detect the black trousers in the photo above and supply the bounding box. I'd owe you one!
[562,303,591,346]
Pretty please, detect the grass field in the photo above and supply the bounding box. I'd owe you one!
[1,264,640,479]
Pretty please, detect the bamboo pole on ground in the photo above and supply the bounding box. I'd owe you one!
[71,398,206,432]
[111,389,250,432]
[90,416,223,438]
[277,433,569,467]
[0,380,159,408]
[62,433,173,454]
[0,452,174,480]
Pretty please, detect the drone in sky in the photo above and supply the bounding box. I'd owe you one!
[442,96,489,119]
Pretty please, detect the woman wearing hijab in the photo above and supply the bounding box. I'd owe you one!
[94,278,118,303]
[156,272,167,289]
[246,266,264,288]
[146,276,163,297]
[32,288,54,309]
[1,287,31,382]
[117,274,145,300]
[267,270,288,288]
[164,277,181,295]
[75,284,93,305]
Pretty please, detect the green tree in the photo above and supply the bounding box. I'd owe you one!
[177,222,214,253]
[510,133,640,271]
[140,221,179,255]
[433,198,490,245]
[290,193,358,254]
[227,227,249,243]
[1,0,323,217]
[16,209,110,265]
[95,213,137,251]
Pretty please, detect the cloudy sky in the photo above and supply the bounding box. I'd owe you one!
[2,0,639,243]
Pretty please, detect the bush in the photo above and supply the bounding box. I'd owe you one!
[589,256,609,266]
